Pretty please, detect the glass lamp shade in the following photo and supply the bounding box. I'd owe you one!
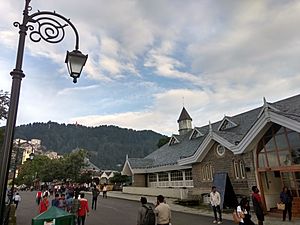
[65,50,88,83]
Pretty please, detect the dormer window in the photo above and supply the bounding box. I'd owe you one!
[218,117,238,131]
[189,128,204,140]
[169,136,180,145]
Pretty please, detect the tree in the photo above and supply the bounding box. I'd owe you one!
[109,172,130,184]
[157,136,170,148]
[16,150,88,185]
[0,90,9,120]
[63,149,87,182]
[0,90,9,149]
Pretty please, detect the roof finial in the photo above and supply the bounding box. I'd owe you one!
[182,96,185,107]
[126,154,128,160]
[263,96,267,106]
[209,120,212,132]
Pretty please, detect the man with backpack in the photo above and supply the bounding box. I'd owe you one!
[137,197,155,225]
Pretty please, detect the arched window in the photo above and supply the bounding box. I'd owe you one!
[202,163,213,181]
[233,160,246,179]
[257,124,300,168]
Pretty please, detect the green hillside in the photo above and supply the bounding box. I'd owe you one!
[14,121,167,170]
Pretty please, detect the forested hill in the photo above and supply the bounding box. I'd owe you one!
[14,122,167,170]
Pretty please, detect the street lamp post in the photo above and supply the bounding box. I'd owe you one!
[0,0,88,223]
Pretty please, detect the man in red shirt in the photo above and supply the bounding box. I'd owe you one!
[36,190,42,205]
[252,186,265,225]
[78,193,89,225]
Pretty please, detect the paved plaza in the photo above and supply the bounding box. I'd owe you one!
[15,191,299,225]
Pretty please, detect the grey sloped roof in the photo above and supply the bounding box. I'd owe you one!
[144,131,203,167]
[84,158,100,171]
[177,107,192,122]
[128,158,155,169]
[270,94,300,123]
[128,94,300,169]
[212,107,262,144]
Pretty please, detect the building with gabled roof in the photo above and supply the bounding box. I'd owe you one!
[122,94,300,216]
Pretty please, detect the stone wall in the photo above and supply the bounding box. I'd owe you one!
[192,142,256,198]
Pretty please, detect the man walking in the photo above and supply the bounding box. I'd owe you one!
[252,186,265,225]
[13,193,21,209]
[91,185,100,210]
[209,186,222,224]
[78,193,89,225]
[137,197,155,225]
[155,195,171,225]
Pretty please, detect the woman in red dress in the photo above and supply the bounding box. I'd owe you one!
[39,194,49,214]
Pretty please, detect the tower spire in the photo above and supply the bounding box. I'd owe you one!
[177,107,193,135]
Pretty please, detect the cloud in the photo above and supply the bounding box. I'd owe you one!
[1,0,300,136]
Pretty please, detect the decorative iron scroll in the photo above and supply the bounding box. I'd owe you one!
[29,15,68,44]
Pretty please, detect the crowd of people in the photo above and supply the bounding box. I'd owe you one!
[9,183,295,225]
[209,185,294,225]
[35,183,108,225]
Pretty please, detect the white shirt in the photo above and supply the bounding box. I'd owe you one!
[155,202,171,225]
[209,191,221,206]
[13,195,21,202]
[237,205,247,223]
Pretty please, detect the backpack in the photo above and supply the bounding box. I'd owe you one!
[142,205,155,225]
[232,210,241,224]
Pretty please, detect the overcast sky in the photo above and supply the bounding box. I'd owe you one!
[1,0,300,135]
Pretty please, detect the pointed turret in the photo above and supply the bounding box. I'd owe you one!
[177,107,193,135]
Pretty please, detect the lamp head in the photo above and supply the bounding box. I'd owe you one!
[65,50,88,83]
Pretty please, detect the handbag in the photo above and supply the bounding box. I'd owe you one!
[277,202,285,210]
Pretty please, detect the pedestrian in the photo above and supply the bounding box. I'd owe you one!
[66,192,74,212]
[91,185,100,210]
[251,186,265,225]
[58,193,67,210]
[209,186,222,224]
[155,195,171,225]
[36,190,42,205]
[39,194,49,214]
[13,193,21,209]
[52,193,60,207]
[237,197,255,225]
[43,189,50,198]
[78,193,89,225]
[137,197,155,225]
[71,193,80,225]
[280,186,293,221]
[102,183,108,198]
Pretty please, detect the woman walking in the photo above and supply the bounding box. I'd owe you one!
[280,187,293,221]
[237,198,255,225]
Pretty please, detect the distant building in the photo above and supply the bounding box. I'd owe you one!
[122,94,300,216]
[44,151,62,159]
[83,158,101,173]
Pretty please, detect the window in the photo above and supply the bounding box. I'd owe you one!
[219,118,238,131]
[239,161,246,179]
[233,160,246,179]
[170,170,183,181]
[201,163,213,181]
[148,173,157,182]
[158,172,169,181]
[185,169,192,180]
[257,124,300,168]
[216,144,225,156]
